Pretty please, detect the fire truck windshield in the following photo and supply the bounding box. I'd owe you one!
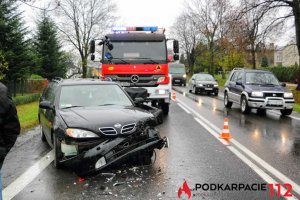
[103,41,167,64]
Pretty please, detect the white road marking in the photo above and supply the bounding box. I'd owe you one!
[228,146,298,200]
[177,103,191,114]
[269,110,300,121]
[3,150,54,200]
[177,97,300,197]
[194,117,229,146]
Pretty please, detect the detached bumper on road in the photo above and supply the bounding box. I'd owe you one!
[61,130,168,177]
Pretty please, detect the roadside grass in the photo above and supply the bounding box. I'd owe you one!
[214,74,227,87]
[294,104,300,113]
[16,101,39,131]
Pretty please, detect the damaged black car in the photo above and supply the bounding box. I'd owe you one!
[38,78,168,176]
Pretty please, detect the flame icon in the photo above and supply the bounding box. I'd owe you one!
[178,180,192,199]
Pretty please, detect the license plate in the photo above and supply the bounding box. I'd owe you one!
[205,88,213,90]
[175,80,180,82]
[120,82,130,87]
[268,100,283,105]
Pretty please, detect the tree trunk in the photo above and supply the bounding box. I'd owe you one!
[251,43,256,69]
[293,0,300,90]
[82,57,87,78]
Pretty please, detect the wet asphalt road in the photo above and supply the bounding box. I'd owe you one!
[2,86,300,200]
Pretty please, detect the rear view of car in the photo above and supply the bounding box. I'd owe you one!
[224,68,295,115]
[169,63,187,86]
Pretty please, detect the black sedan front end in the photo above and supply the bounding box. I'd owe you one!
[55,106,167,177]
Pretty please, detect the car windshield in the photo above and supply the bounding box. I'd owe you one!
[196,74,215,81]
[59,84,133,109]
[245,72,280,86]
[103,41,167,64]
[169,65,185,74]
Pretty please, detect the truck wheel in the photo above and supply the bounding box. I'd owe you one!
[280,109,293,116]
[241,96,251,114]
[224,92,233,108]
[160,102,169,115]
[53,134,62,169]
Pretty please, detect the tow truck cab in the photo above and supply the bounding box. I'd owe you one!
[90,27,179,115]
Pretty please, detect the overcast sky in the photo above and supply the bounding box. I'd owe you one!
[19,0,293,47]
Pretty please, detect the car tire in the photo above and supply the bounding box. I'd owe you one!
[241,96,251,114]
[214,92,218,96]
[53,134,62,169]
[257,109,266,116]
[183,83,186,87]
[161,102,169,115]
[192,86,197,95]
[224,92,233,108]
[40,125,46,142]
[280,109,293,116]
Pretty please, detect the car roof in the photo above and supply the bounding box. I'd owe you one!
[232,68,271,73]
[169,63,185,67]
[51,78,118,86]
[194,73,212,75]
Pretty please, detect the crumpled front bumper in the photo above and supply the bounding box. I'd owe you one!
[61,130,168,177]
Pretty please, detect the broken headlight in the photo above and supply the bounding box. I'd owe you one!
[66,128,99,138]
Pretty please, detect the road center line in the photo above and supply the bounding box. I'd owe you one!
[3,150,54,200]
[177,103,191,114]
[176,97,300,196]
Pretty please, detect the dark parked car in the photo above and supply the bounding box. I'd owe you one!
[39,78,168,176]
[188,73,219,95]
[224,68,295,115]
[169,63,187,86]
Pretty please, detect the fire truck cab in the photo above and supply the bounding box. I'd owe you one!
[90,27,179,115]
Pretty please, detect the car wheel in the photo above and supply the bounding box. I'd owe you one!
[214,92,218,96]
[192,86,197,94]
[161,102,169,115]
[257,109,266,116]
[224,92,233,108]
[280,109,293,116]
[53,134,62,169]
[40,125,46,142]
[183,83,186,87]
[241,96,251,114]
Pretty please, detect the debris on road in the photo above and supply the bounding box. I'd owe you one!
[113,181,125,187]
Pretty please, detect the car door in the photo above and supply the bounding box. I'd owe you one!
[228,71,238,102]
[234,72,244,104]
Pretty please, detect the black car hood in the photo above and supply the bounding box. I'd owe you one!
[59,106,154,135]
[246,85,289,92]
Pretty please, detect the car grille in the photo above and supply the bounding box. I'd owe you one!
[264,93,283,98]
[99,127,117,135]
[203,84,214,88]
[121,123,136,134]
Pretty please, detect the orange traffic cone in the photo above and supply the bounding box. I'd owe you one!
[220,118,232,139]
[172,91,176,101]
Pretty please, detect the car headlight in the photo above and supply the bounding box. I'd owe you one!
[157,89,166,95]
[284,92,293,98]
[214,84,218,87]
[198,84,203,87]
[66,128,99,138]
[183,74,187,78]
[251,91,263,97]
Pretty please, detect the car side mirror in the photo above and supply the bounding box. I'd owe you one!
[236,80,243,86]
[39,101,54,110]
[281,82,286,87]
[134,97,145,104]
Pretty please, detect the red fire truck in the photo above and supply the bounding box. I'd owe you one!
[90,26,179,115]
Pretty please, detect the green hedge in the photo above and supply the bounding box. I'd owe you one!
[13,93,41,105]
[264,66,300,82]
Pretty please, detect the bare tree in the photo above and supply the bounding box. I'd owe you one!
[171,13,199,74]
[56,0,116,78]
[187,0,230,74]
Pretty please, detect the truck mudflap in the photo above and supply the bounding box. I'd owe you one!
[62,130,168,177]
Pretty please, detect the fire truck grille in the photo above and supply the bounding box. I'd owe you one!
[105,74,165,87]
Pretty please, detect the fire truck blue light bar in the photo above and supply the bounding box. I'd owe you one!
[112,27,158,32]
